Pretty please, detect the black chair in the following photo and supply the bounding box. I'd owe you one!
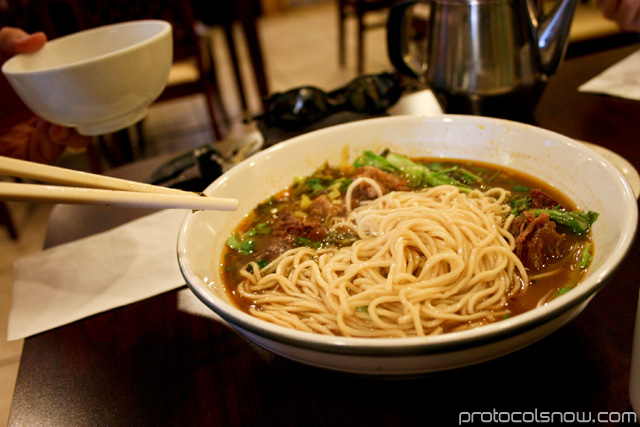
[191,0,269,120]
[338,0,397,74]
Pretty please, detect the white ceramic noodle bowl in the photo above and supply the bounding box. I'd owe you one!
[1,20,172,136]
[177,115,638,376]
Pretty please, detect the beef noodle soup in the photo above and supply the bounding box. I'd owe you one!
[220,150,598,338]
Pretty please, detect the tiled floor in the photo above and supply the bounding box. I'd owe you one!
[0,0,622,424]
[0,1,392,425]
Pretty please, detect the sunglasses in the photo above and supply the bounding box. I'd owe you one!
[252,72,404,130]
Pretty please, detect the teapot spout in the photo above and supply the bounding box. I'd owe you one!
[537,0,579,75]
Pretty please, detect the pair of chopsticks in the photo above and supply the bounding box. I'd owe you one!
[0,156,238,211]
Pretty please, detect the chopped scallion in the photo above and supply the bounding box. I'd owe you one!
[554,287,572,297]
[580,243,592,269]
[295,237,321,248]
[512,184,531,192]
[300,194,311,210]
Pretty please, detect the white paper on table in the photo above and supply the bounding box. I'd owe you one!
[7,209,211,341]
[578,48,640,100]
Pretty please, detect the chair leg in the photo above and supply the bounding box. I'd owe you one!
[201,63,226,140]
[202,34,231,126]
[224,24,249,113]
[241,18,270,105]
[202,79,225,141]
[0,201,19,240]
[338,0,347,67]
[97,128,135,167]
[84,139,104,174]
[135,121,146,155]
[357,8,365,74]
[197,33,227,140]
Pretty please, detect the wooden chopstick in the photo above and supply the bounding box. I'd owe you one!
[0,155,198,196]
[0,155,238,211]
[0,182,239,211]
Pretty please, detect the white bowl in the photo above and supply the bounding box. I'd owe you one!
[177,115,637,376]
[1,20,172,136]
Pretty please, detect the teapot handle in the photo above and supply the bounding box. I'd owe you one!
[386,0,424,79]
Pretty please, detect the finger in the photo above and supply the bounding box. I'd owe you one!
[600,0,621,20]
[0,27,28,57]
[616,0,640,31]
[14,32,47,54]
[632,9,640,32]
[47,123,90,151]
[0,27,47,59]
[46,123,69,142]
[33,138,65,163]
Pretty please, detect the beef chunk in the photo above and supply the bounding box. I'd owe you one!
[308,195,346,217]
[354,165,411,199]
[260,212,329,261]
[273,211,327,242]
[529,189,565,210]
[261,239,291,262]
[510,211,566,270]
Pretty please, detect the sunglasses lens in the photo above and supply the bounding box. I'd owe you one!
[344,73,402,113]
[257,73,404,129]
[265,87,332,129]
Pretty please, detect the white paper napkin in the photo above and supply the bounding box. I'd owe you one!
[578,48,640,100]
[8,209,194,341]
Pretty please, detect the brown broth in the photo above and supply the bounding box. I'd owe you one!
[221,157,593,325]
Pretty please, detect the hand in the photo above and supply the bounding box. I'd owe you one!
[0,27,91,163]
[0,26,47,61]
[600,0,640,32]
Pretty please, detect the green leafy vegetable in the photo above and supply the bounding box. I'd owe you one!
[240,239,256,254]
[455,168,484,185]
[226,233,256,255]
[293,171,352,199]
[355,305,369,313]
[512,184,531,192]
[353,150,398,172]
[295,237,321,249]
[226,234,241,250]
[332,177,352,193]
[324,230,359,246]
[509,196,531,216]
[352,150,476,191]
[305,178,326,192]
[554,287,572,297]
[529,209,599,235]
[254,222,273,234]
[385,153,472,190]
[246,258,269,273]
[580,243,592,269]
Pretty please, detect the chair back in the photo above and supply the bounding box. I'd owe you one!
[29,0,201,64]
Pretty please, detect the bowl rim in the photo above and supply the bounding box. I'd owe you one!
[1,19,171,76]
[178,114,638,356]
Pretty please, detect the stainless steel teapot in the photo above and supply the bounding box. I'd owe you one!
[387,0,578,119]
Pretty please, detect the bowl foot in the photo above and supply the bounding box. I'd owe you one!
[75,107,149,136]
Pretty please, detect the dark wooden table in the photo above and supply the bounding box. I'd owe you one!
[9,44,640,426]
